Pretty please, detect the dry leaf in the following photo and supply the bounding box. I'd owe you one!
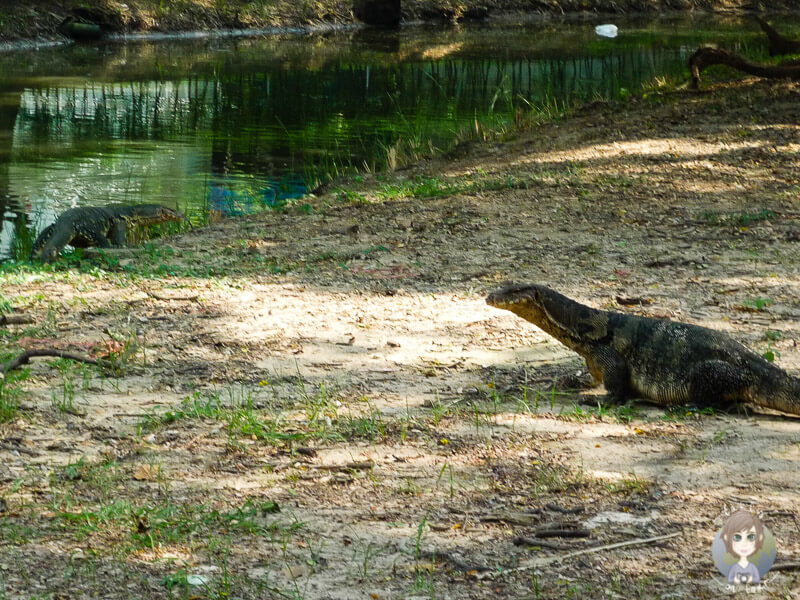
[133,464,160,481]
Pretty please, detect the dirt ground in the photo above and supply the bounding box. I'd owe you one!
[1,77,800,599]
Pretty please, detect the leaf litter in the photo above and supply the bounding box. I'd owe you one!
[1,79,799,598]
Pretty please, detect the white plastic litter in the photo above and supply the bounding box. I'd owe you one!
[187,574,211,586]
[595,24,618,38]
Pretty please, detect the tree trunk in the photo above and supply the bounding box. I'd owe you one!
[353,0,401,28]
[755,16,800,57]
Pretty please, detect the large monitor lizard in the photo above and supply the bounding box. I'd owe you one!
[486,284,800,415]
[31,204,189,262]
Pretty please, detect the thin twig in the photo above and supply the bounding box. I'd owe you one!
[478,511,541,526]
[146,291,199,302]
[534,528,590,539]
[310,461,374,472]
[478,531,682,579]
[1,349,100,373]
[0,442,40,456]
[513,536,573,550]
[544,503,584,515]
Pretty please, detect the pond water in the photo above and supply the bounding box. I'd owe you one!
[0,13,782,260]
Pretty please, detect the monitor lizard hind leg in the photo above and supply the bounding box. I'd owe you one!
[688,360,747,408]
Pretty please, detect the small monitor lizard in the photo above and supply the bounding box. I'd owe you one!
[31,204,189,262]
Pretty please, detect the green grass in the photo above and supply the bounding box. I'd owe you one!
[139,391,223,431]
[9,213,35,262]
[11,450,296,549]
[531,459,584,497]
[376,176,460,200]
[50,358,93,416]
[341,170,565,206]
[138,378,414,454]
[140,383,354,447]
[133,498,291,548]
[1,489,302,596]
[660,405,716,421]
[336,408,387,441]
[604,473,651,495]
[43,493,294,550]
[0,363,28,423]
[700,209,777,227]
[563,401,643,424]
[740,297,773,312]
[762,344,781,363]
[0,255,128,284]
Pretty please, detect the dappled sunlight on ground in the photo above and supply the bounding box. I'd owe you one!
[3,79,800,598]
[521,137,757,163]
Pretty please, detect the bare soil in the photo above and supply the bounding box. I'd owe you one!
[1,78,800,599]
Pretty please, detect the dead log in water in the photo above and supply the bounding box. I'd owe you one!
[689,46,800,89]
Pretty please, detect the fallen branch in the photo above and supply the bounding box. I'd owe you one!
[0,441,40,456]
[533,528,590,539]
[771,562,800,572]
[310,461,374,472]
[544,503,584,515]
[146,291,199,302]
[1,349,100,374]
[689,46,800,90]
[478,511,541,526]
[513,536,573,551]
[0,313,33,326]
[615,296,653,307]
[419,549,492,573]
[478,531,682,579]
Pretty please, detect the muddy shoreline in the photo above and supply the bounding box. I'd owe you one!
[3,0,800,45]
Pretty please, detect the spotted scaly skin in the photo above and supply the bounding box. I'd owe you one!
[31,204,187,262]
[486,284,800,415]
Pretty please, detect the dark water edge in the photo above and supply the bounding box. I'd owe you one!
[0,12,795,261]
[3,0,800,45]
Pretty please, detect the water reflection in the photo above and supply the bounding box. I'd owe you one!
[0,15,774,260]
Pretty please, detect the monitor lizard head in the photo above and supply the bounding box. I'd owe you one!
[486,283,610,346]
[31,243,59,263]
[30,224,60,263]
